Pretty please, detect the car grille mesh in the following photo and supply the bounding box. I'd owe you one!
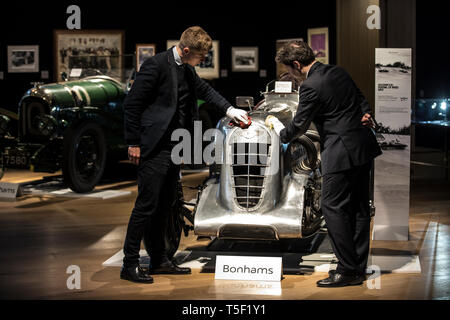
[20,100,47,140]
[231,142,270,209]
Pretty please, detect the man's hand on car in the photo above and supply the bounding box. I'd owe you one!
[226,106,249,124]
[265,115,285,135]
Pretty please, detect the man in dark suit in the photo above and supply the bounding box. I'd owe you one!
[121,26,248,283]
[266,41,382,287]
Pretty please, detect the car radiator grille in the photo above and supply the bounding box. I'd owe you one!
[231,142,270,209]
[20,100,47,141]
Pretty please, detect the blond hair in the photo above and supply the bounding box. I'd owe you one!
[178,26,212,53]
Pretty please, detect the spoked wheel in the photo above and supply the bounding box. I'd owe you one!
[62,122,106,193]
[164,186,184,259]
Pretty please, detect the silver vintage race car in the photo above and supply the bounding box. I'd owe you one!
[158,79,325,258]
[194,80,323,241]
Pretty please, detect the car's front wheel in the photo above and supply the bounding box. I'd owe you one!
[62,121,107,193]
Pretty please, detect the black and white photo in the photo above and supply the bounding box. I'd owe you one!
[54,30,124,81]
[231,47,258,72]
[136,44,155,71]
[7,45,39,73]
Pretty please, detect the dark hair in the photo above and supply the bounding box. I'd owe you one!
[275,41,315,67]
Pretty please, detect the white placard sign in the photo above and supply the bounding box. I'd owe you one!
[373,48,412,241]
[69,68,82,78]
[215,255,282,282]
[0,182,21,200]
[274,81,292,93]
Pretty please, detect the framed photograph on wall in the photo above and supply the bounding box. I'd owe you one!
[231,47,258,72]
[54,30,124,81]
[275,38,303,78]
[136,44,156,71]
[7,45,39,73]
[307,27,329,64]
[167,40,220,79]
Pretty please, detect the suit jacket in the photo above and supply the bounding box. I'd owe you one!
[280,62,382,175]
[124,47,231,158]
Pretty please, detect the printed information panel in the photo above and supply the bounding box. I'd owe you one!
[373,48,412,241]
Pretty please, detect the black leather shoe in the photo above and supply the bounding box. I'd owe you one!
[317,272,364,287]
[149,260,191,275]
[120,265,154,283]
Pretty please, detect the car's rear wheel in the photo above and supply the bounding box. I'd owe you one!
[164,197,184,259]
[62,121,106,193]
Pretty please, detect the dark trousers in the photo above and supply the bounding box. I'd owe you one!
[321,162,372,276]
[123,143,179,268]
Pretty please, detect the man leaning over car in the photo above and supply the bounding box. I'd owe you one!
[266,41,382,287]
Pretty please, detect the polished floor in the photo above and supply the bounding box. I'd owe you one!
[0,165,449,300]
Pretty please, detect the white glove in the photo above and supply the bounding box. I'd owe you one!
[226,106,249,124]
[265,115,285,135]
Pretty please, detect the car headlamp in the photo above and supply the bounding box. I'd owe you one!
[0,115,11,136]
[33,114,57,137]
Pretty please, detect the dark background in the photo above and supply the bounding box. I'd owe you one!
[415,1,449,100]
[0,0,337,112]
[0,0,447,114]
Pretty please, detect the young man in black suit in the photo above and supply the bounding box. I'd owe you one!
[121,26,249,283]
[266,41,382,287]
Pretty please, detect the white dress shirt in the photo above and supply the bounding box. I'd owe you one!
[172,46,183,66]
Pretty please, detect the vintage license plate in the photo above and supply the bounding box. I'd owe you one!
[2,150,30,168]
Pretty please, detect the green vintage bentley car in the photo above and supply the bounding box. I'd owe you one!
[0,54,217,258]
[0,55,134,192]
[0,54,223,195]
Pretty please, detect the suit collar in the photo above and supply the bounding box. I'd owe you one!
[167,48,178,104]
[172,46,183,65]
[307,61,321,78]
[167,47,176,65]
[166,47,196,112]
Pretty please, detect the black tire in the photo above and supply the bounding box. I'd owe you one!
[62,121,107,193]
[164,199,184,259]
[143,181,184,260]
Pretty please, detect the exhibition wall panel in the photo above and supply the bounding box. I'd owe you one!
[379,0,416,101]
[336,0,380,112]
